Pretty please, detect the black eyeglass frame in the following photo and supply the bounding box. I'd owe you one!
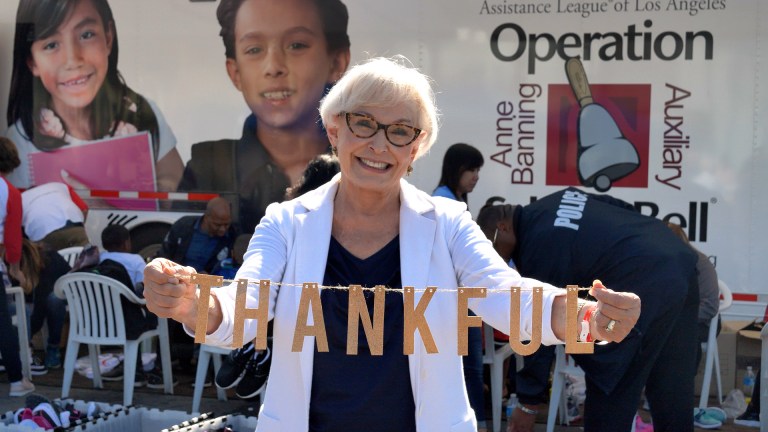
[342,112,422,147]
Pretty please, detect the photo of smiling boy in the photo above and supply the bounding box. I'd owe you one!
[6,0,184,193]
[177,0,351,234]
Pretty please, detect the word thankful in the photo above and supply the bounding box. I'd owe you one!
[191,274,595,356]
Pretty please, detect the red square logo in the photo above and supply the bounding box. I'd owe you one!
[546,84,650,190]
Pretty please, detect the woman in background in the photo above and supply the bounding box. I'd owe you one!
[433,142,484,204]
[433,141,486,430]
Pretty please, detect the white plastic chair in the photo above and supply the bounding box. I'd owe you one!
[698,279,733,409]
[482,323,518,432]
[191,344,230,413]
[2,286,32,380]
[759,321,768,432]
[57,246,84,267]
[54,272,174,406]
[546,345,585,432]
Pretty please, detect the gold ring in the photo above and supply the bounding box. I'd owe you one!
[606,319,617,332]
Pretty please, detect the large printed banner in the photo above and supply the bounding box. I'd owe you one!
[0,0,765,303]
[391,0,766,303]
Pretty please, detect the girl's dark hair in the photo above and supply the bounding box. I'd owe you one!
[435,143,484,203]
[285,153,340,200]
[217,0,351,60]
[7,0,160,157]
[0,137,21,175]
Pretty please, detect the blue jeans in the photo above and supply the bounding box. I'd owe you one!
[463,321,485,424]
[29,292,66,347]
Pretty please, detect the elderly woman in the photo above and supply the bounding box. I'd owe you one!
[143,57,640,432]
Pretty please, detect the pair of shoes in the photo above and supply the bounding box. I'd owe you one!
[215,342,256,389]
[30,354,47,376]
[236,347,271,399]
[9,378,35,397]
[634,414,653,432]
[101,363,124,381]
[701,407,727,423]
[30,401,70,428]
[146,369,179,389]
[134,370,147,387]
[15,408,53,429]
[45,346,62,369]
[734,409,760,428]
[693,408,723,429]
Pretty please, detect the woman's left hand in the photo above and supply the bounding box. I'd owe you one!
[588,280,641,343]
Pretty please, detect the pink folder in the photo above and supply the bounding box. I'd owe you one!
[28,132,157,210]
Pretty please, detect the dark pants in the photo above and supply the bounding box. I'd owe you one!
[511,282,699,432]
[0,278,23,382]
[582,282,699,432]
[464,323,485,424]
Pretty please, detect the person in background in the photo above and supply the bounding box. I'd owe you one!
[432,142,484,204]
[100,225,147,293]
[284,153,340,200]
[17,239,70,372]
[6,0,183,192]
[432,142,487,431]
[666,222,726,427]
[214,154,341,400]
[0,137,34,397]
[97,224,175,388]
[157,196,237,375]
[212,233,252,280]
[177,0,351,234]
[158,197,237,274]
[477,191,699,432]
[22,182,90,251]
[143,57,640,431]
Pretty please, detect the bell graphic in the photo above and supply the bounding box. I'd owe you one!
[565,58,640,192]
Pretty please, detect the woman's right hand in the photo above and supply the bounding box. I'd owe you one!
[143,258,199,328]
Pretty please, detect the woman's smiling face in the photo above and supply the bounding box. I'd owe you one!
[328,103,422,194]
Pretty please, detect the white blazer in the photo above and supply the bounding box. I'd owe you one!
[203,175,563,432]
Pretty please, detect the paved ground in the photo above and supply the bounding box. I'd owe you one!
[0,362,758,431]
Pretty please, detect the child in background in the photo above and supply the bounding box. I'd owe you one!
[212,233,251,280]
[6,0,183,192]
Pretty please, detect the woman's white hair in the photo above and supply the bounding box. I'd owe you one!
[319,56,440,159]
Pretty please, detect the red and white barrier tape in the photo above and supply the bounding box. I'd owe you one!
[76,189,219,201]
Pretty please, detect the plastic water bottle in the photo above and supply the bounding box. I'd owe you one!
[506,394,518,418]
[743,366,756,404]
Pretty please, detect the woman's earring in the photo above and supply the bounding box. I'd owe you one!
[492,228,499,245]
[331,147,338,156]
[406,165,413,176]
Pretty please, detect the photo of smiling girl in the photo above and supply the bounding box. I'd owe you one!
[6,0,184,193]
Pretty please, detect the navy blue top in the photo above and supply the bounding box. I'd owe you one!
[310,236,416,432]
[183,219,220,271]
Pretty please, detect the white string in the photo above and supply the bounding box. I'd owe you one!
[176,274,593,294]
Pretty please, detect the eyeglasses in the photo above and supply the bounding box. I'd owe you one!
[343,112,422,147]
